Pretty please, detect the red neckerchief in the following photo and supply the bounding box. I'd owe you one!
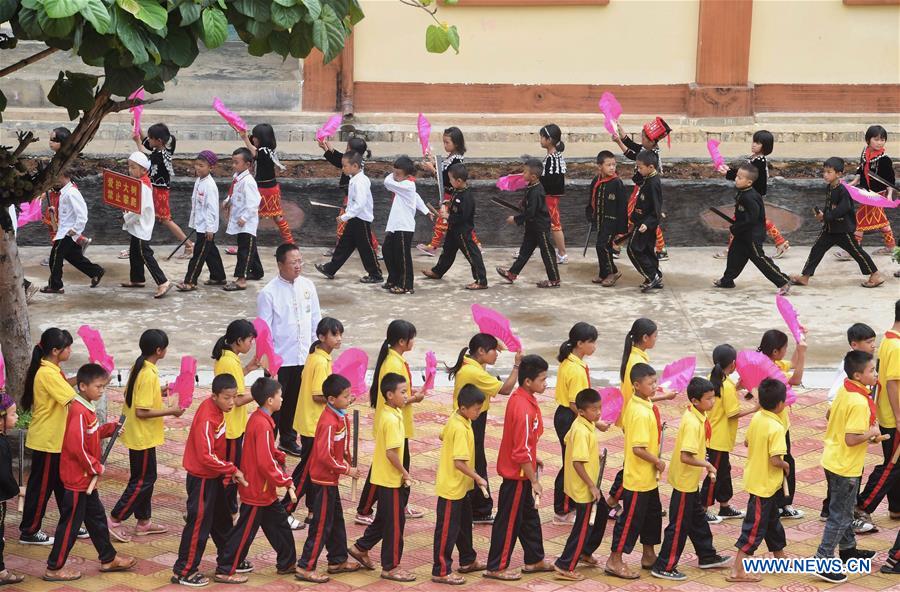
[403,359,412,388]
[844,378,877,426]
[584,364,591,389]
[227,176,237,197]
[704,416,712,443]
[863,147,884,189]
[140,175,151,188]
[652,403,662,441]
[591,174,618,210]
[885,330,900,340]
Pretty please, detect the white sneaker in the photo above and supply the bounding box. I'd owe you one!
[705,511,723,524]
[406,505,424,519]
[557,254,569,264]
[552,512,576,526]
[287,515,306,530]
[780,506,805,519]
[511,249,519,259]
[355,513,375,526]
[852,518,877,534]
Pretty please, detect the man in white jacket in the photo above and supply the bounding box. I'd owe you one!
[178,150,226,291]
[121,151,171,298]
[224,147,264,291]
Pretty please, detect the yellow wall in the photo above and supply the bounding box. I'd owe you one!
[749,0,900,84]
[354,0,700,85]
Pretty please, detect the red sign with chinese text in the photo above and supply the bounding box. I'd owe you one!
[102,169,142,214]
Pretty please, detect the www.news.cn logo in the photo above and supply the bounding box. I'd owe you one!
[743,557,871,574]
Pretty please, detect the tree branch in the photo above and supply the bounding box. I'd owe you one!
[11,131,37,158]
[109,97,162,113]
[0,47,59,78]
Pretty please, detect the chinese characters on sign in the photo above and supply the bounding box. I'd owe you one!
[102,169,142,214]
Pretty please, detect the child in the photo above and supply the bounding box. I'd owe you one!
[214,377,296,584]
[485,355,554,581]
[382,156,430,294]
[702,344,757,523]
[588,150,628,286]
[133,122,192,258]
[423,163,488,289]
[553,322,598,525]
[238,123,293,244]
[19,327,75,545]
[446,333,521,523]
[0,394,24,584]
[224,147,264,291]
[45,364,135,581]
[41,127,71,262]
[627,151,664,292]
[317,136,379,256]
[172,374,247,587]
[539,124,568,263]
[211,320,260,516]
[791,157,884,288]
[650,378,730,581]
[605,363,663,580]
[349,373,416,582]
[431,384,487,585]
[715,130,790,259]
[42,169,104,294]
[496,159,561,288]
[553,388,610,582]
[814,351,880,584]
[727,378,789,584]
[296,374,362,583]
[315,151,383,283]
[110,329,184,542]
[849,125,895,255]
[178,150,226,291]
[121,152,172,298]
[714,163,791,294]
[884,533,900,575]
[356,320,425,524]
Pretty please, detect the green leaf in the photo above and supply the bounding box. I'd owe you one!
[346,0,364,26]
[312,4,345,62]
[425,24,449,54]
[80,0,112,34]
[269,29,290,57]
[300,0,321,20]
[44,0,87,19]
[0,89,7,123]
[247,35,269,57]
[447,24,459,54]
[133,0,167,30]
[16,8,44,38]
[142,76,164,94]
[289,23,313,58]
[200,6,228,48]
[272,0,297,5]
[102,64,145,96]
[38,11,76,37]
[271,3,304,29]
[234,0,270,22]
[178,2,201,25]
[245,19,273,38]
[116,12,149,62]
[161,26,198,67]
[48,70,99,120]
[115,0,140,16]
[0,0,16,23]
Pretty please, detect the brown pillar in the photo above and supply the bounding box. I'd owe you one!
[302,37,355,114]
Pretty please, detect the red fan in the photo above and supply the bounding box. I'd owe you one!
[77,325,116,374]
[599,387,623,423]
[169,356,197,410]
[735,350,796,405]
[471,304,522,352]
[333,348,369,397]
[423,351,437,392]
[659,356,696,392]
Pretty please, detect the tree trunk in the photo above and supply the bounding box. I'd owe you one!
[0,229,31,401]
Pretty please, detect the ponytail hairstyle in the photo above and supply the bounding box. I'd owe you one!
[309,317,345,354]
[447,333,499,380]
[620,318,658,382]
[757,329,788,359]
[710,344,737,397]
[212,319,257,360]
[443,127,466,155]
[539,123,565,153]
[346,136,372,160]
[369,320,417,408]
[21,327,74,412]
[557,322,598,362]
[250,123,277,150]
[125,329,169,408]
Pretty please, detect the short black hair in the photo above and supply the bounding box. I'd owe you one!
[250,376,281,406]
[596,150,616,164]
[232,147,253,163]
[147,122,171,143]
[342,151,363,168]
[895,299,900,323]
[51,126,71,143]
[275,242,300,263]
[524,158,543,178]
[212,373,238,394]
[323,374,351,398]
[457,384,485,409]
[847,323,876,344]
[380,372,407,399]
[824,157,844,173]
[575,388,601,410]
[738,162,759,182]
[865,125,887,143]
[636,151,658,168]
[686,377,715,402]
[448,162,468,182]
[758,378,786,410]
[392,156,416,176]
[752,130,775,156]
[518,354,549,385]
[844,350,874,380]
[630,362,656,384]
[76,363,109,389]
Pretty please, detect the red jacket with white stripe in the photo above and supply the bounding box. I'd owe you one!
[183,398,237,479]
[496,387,544,480]
[238,409,292,505]
[309,406,351,486]
[60,396,117,491]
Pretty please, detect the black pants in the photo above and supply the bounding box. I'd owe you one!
[611,488,662,554]
[486,479,544,572]
[234,232,263,280]
[888,528,900,567]
[129,235,167,285]
[183,232,225,285]
[19,450,63,536]
[509,227,559,282]
[224,437,243,515]
[700,450,734,507]
[555,499,608,572]
[432,496,476,577]
[47,489,116,570]
[284,435,315,513]
[553,405,576,515]
[721,239,789,287]
[383,231,414,291]
[273,365,302,448]
[801,231,877,277]
[432,229,487,286]
[781,431,796,507]
[596,232,618,278]
[299,484,349,570]
[358,439,410,516]
[111,447,157,522]
[857,426,900,514]
[322,218,382,279]
[653,490,717,572]
[468,411,493,519]
[48,235,103,290]
[355,485,407,571]
[173,475,232,577]
[627,226,660,283]
[217,501,295,575]
[736,493,786,555]
[0,502,6,570]
[608,468,624,502]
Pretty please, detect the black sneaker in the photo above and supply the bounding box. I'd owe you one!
[19,531,54,545]
[780,506,804,519]
[840,547,876,561]
[76,526,89,539]
[234,560,253,574]
[718,506,745,519]
[819,510,829,522]
[91,267,105,288]
[650,568,686,581]
[656,250,669,261]
[171,572,209,587]
[278,442,303,457]
[641,275,663,293]
[472,515,495,525]
[359,275,382,284]
[814,571,847,584]
[314,264,334,280]
[698,554,731,569]
[880,561,900,574]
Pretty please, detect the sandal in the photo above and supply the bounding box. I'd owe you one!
[432,574,466,585]
[214,573,248,584]
[44,569,81,581]
[0,570,23,585]
[348,546,375,570]
[294,570,329,583]
[458,560,486,573]
[553,566,584,581]
[578,554,600,566]
[326,561,361,574]
[120,282,146,288]
[725,574,762,583]
[225,247,238,255]
[171,572,209,587]
[483,570,521,581]
[603,566,639,580]
[118,249,130,259]
[175,283,196,292]
[389,286,408,295]
[522,560,554,573]
[39,286,63,294]
[381,569,416,582]
[536,280,561,289]
[99,555,136,572]
[204,279,227,286]
[153,282,173,299]
[223,282,247,292]
[465,282,488,290]
[862,278,885,288]
[421,269,441,279]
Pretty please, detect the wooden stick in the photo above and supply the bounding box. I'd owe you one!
[166,229,195,261]
[86,475,98,495]
[589,448,607,526]
[479,485,489,498]
[288,487,298,503]
[656,423,667,482]
[16,433,24,512]
[533,466,541,507]
[309,200,343,210]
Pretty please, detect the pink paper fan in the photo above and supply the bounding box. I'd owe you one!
[77,325,115,374]
[332,348,369,397]
[843,182,899,209]
[316,113,342,142]
[659,356,696,392]
[129,87,144,137]
[0,345,6,390]
[423,351,437,392]
[598,92,622,136]
[16,198,43,228]
[252,317,283,376]
[775,294,804,344]
[496,174,528,192]
[169,356,197,409]
[213,97,247,132]
[599,387,623,423]
[707,139,725,170]
[471,304,522,352]
[735,350,796,406]
[417,113,431,156]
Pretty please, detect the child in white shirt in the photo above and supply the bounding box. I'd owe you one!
[224,147,263,291]
[383,156,430,294]
[121,152,171,298]
[178,150,226,291]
